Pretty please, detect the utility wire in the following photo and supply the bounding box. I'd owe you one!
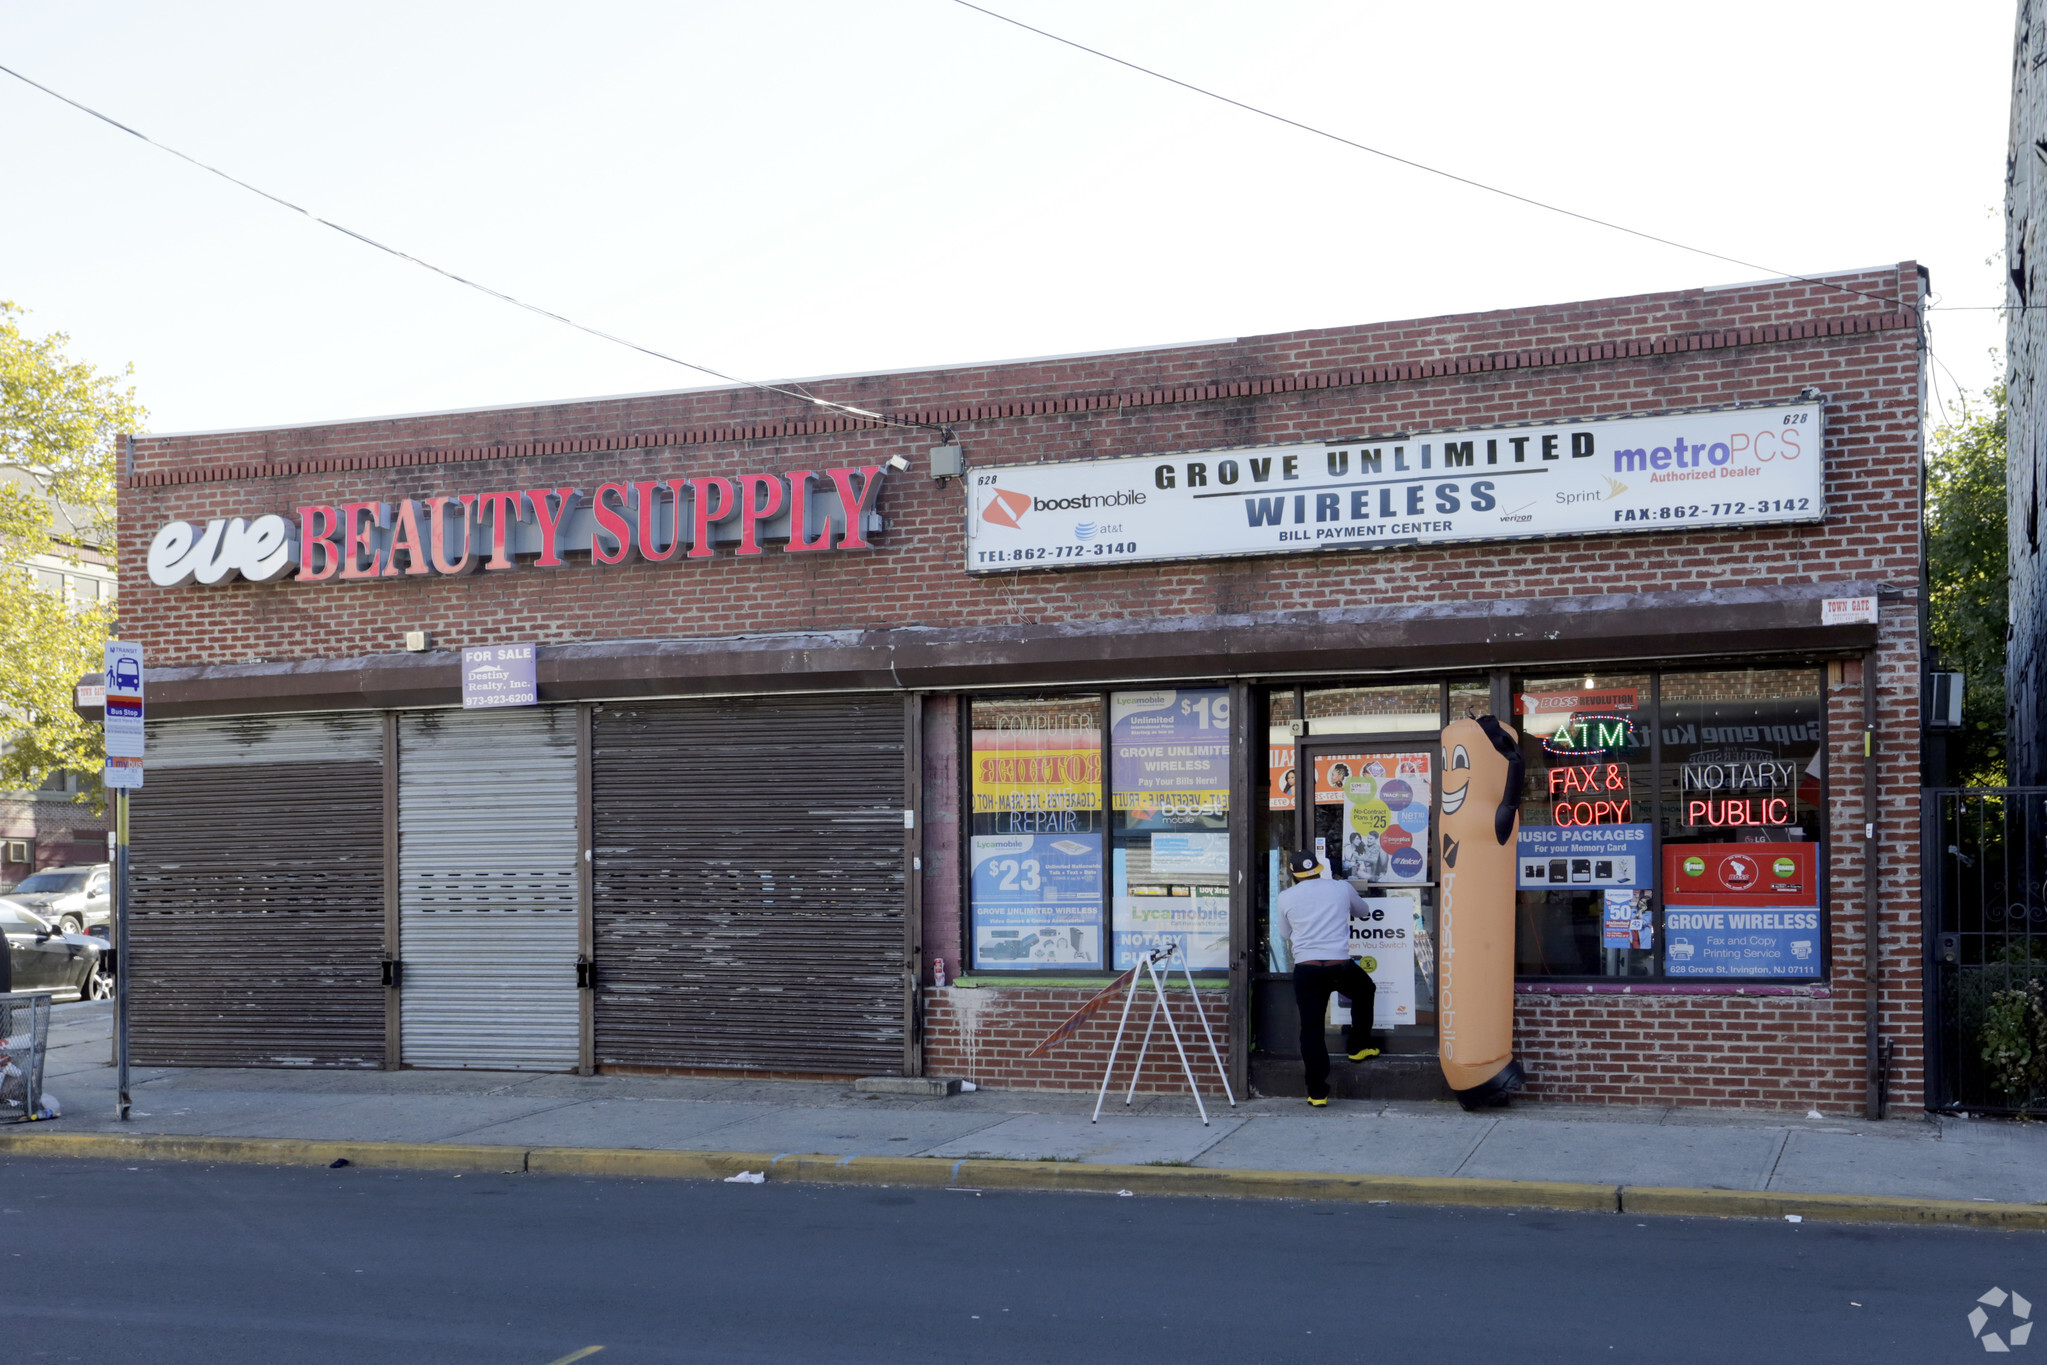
[954,0,1942,316]
[0,60,936,433]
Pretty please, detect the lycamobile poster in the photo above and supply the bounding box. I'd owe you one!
[971,834,1103,968]
[1109,688,1230,822]
[1110,689,1231,969]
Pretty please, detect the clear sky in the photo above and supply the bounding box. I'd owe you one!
[0,1,2015,436]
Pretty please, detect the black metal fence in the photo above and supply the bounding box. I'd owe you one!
[1925,789,2047,1114]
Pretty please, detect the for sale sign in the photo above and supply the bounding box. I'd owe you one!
[462,644,538,709]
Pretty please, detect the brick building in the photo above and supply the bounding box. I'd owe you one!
[115,264,1925,1114]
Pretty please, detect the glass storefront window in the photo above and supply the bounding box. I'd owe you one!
[1508,666,1828,981]
[1657,669,1824,981]
[1304,684,1440,735]
[1109,689,1231,970]
[1447,677,1491,723]
[1513,673,1655,978]
[1260,688,1297,972]
[967,696,1104,970]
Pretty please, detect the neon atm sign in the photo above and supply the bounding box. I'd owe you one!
[1543,714,1638,757]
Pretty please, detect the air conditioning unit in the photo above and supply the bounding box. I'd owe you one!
[5,840,30,864]
[1926,672,1965,730]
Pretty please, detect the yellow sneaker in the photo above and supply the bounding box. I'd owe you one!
[1308,1097,1329,1107]
[1348,1047,1381,1062]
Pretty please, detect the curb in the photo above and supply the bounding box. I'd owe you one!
[2,1130,2041,1229]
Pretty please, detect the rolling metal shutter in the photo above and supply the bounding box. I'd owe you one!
[130,713,385,1068]
[592,694,908,1075]
[398,707,580,1071]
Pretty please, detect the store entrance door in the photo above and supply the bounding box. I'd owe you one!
[1288,742,1441,1052]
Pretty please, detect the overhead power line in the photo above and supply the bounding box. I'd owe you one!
[952,1,1983,316]
[0,60,937,433]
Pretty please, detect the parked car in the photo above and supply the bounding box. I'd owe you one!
[1,902,112,1000]
[0,864,111,935]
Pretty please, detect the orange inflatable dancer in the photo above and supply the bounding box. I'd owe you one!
[1438,715,1527,1109]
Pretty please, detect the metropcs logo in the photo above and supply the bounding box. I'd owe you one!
[980,486,1147,530]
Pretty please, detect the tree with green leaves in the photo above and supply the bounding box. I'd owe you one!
[1925,380,2009,786]
[0,301,144,801]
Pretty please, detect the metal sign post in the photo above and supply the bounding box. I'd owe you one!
[102,640,144,1123]
[114,787,129,1121]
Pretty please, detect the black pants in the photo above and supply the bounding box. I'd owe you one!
[1293,960,1378,1100]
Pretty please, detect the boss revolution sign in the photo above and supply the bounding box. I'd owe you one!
[965,402,1822,574]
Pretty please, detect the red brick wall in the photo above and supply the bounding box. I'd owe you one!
[923,985,1233,1096]
[120,268,1921,668]
[121,265,1927,1112]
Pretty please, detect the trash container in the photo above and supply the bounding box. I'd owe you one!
[0,992,52,1123]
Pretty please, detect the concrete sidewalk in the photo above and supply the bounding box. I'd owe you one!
[20,1002,2047,1207]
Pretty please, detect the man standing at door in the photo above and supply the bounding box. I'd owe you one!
[1275,850,1381,1106]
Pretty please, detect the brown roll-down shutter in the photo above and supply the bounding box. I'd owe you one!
[129,715,385,1068]
[592,694,908,1074]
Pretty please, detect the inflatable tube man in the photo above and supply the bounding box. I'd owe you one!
[1438,715,1527,1110]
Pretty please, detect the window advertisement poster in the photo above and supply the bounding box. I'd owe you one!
[970,834,1103,968]
[1110,689,1231,824]
[1603,889,1653,949]
[970,727,1102,820]
[1324,897,1416,1030]
[1661,842,1820,978]
[1516,824,1653,890]
[1149,832,1229,874]
[1337,754,1432,883]
[1113,847,1229,970]
[1270,731,1296,811]
[965,402,1824,575]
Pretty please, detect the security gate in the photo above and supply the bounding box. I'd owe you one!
[131,714,386,1067]
[591,694,911,1075]
[399,708,580,1070]
[1925,788,2047,1113]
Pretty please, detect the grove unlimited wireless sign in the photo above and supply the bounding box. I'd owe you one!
[145,464,890,587]
[965,402,1823,574]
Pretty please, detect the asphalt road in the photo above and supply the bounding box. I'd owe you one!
[3,1157,2038,1364]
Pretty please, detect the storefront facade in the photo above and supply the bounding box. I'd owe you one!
[114,264,1927,1112]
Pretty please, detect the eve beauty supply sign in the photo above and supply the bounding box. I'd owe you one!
[966,401,1823,574]
[145,464,891,587]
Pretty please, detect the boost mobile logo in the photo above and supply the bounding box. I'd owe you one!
[982,488,1031,528]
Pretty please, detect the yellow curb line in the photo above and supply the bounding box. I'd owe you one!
[2,1130,2041,1229]
[1618,1185,2047,1230]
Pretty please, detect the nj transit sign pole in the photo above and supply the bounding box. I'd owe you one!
[103,640,143,1122]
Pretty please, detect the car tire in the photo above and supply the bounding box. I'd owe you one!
[58,914,83,935]
[84,960,114,1002]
